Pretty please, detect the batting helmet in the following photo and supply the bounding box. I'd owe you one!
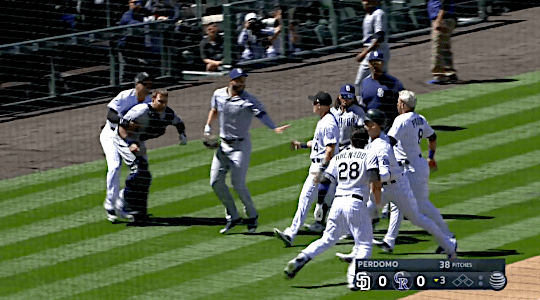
[365,108,387,128]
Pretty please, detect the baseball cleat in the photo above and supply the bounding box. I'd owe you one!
[372,217,380,231]
[303,222,325,233]
[106,209,119,223]
[436,236,456,254]
[220,218,242,234]
[284,254,310,279]
[273,228,293,247]
[336,252,355,263]
[373,239,393,253]
[245,216,258,234]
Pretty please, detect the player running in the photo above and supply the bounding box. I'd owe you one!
[282,127,381,291]
[387,90,455,254]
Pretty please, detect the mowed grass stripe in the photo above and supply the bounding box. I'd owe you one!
[386,180,540,233]
[435,120,540,162]
[0,153,307,225]
[429,95,540,127]
[417,71,540,110]
[0,219,295,300]
[430,149,540,194]
[0,185,301,278]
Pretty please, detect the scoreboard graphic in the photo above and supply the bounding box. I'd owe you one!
[354,259,506,291]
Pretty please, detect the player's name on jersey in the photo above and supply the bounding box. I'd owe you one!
[356,259,505,272]
[335,151,367,160]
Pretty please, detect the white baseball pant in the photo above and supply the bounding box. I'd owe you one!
[100,125,122,211]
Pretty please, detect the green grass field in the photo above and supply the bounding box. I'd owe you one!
[1,71,539,300]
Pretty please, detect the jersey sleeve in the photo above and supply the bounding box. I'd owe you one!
[423,117,435,139]
[324,156,338,182]
[376,143,392,182]
[373,10,387,39]
[122,105,146,123]
[210,91,218,110]
[248,95,267,116]
[322,118,339,146]
[387,116,404,141]
[366,149,379,171]
[107,92,127,116]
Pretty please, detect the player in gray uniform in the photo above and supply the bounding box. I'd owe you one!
[100,72,155,222]
[354,0,390,96]
[283,127,381,291]
[274,91,339,247]
[304,84,365,233]
[387,90,455,254]
[204,68,289,234]
[336,109,456,260]
[115,89,187,222]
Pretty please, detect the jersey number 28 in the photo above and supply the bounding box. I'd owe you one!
[338,162,360,180]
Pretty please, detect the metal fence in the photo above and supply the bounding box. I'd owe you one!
[0,0,519,119]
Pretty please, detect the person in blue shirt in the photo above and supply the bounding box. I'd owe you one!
[361,51,404,130]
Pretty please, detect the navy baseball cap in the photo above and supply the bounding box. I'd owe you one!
[229,68,248,80]
[308,91,333,106]
[368,51,384,61]
[339,84,356,99]
[134,72,153,84]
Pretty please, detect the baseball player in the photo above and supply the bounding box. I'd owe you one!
[115,89,187,222]
[354,0,390,96]
[100,72,155,222]
[386,90,455,254]
[337,109,456,260]
[274,91,340,247]
[304,84,365,233]
[204,68,289,234]
[283,127,381,291]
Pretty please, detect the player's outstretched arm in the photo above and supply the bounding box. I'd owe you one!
[274,124,290,133]
[204,108,218,135]
[428,134,438,172]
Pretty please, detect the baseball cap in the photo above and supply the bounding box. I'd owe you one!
[229,68,248,80]
[339,84,356,99]
[368,51,384,61]
[134,72,153,84]
[308,91,333,106]
[399,90,417,108]
[244,12,257,22]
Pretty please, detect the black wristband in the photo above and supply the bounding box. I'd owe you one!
[300,143,308,149]
[124,137,137,146]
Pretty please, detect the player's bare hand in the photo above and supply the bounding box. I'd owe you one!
[274,124,291,134]
[129,143,140,154]
[428,158,438,172]
[291,140,302,150]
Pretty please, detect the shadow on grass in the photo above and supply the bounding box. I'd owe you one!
[126,216,226,227]
[292,282,348,289]
[392,249,520,258]
[442,214,495,220]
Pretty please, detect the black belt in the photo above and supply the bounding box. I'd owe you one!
[398,154,422,166]
[336,194,363,200]
[382,180,397,186]
[311,158,322,163]
[221,137,244,143]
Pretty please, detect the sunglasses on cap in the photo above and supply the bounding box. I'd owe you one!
[340,94,355,100]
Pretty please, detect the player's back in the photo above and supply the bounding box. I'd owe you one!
[389,111,434,161]
[327,147,377,198]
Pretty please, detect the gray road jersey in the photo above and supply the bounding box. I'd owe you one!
[325,147,378,198]
[211,87,267,139]
[120,103,181,142]
[362,7,390,62]
[331,105,365,147]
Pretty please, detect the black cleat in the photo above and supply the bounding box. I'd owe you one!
[245,216,258,233]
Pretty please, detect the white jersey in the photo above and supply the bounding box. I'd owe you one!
[365,132,402,182]
[310,112,340,160]
[388,112,435,161]
[106,88,152,130]
[325,147,378,198]
[330,104,365,148]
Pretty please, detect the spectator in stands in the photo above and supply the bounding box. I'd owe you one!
[119,0,152,25]
[360,51,404,129]
[288,20,302,53]
[145,0,181,21]
[427,0,458,84]
[237,12,277,61]
[200,22,224,71]
[266,6,283,58]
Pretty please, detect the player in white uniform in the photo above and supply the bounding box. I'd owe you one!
[304,84,366,233]
[115,89,187,221]
[274,92,340,246]
[204,68,289,234]
[100,72,156,222]
[386,90,455,253]
[336,109,456,260]
[282,127,381,291]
